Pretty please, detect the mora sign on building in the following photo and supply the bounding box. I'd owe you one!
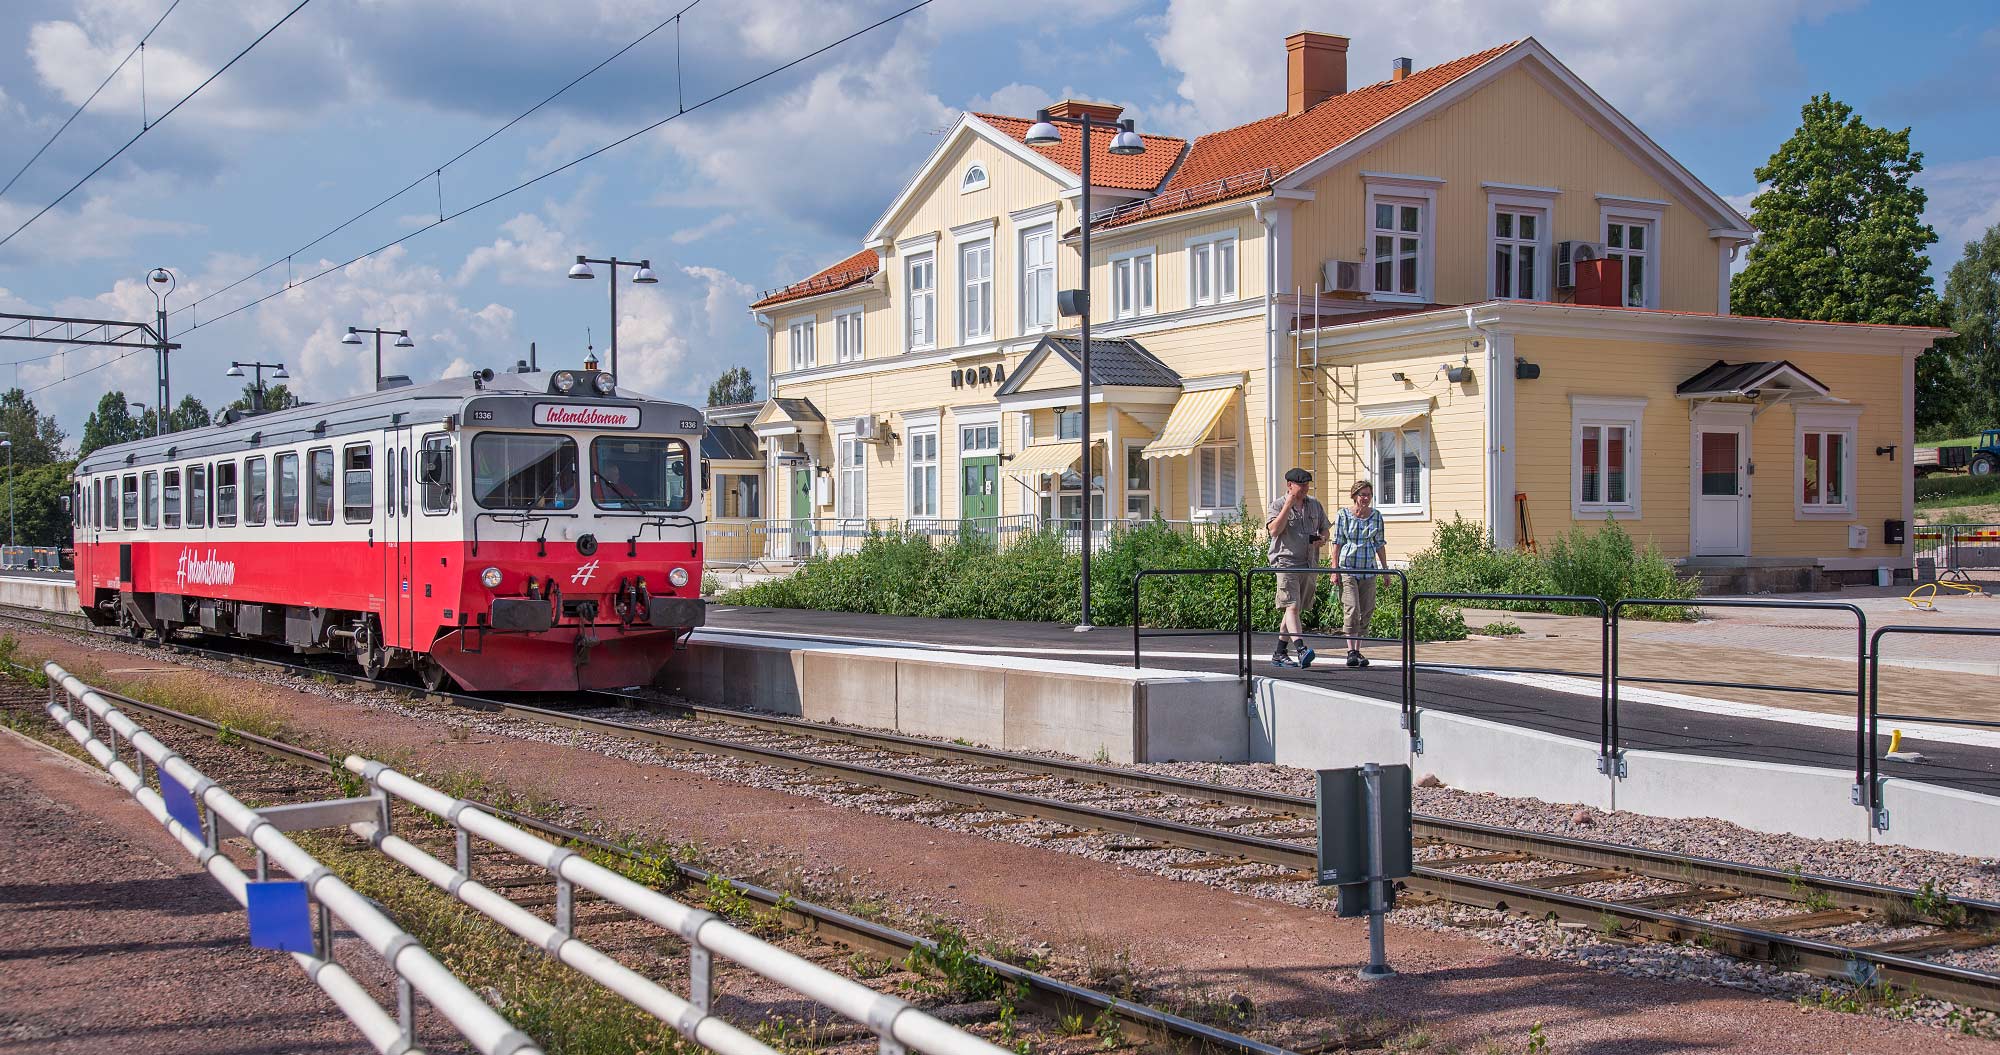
[533,404,640,429]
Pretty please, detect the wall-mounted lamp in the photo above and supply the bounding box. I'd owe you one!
[1445,365,1475,384]
[1391,372,1408,382]
[1515,357,1541,381]
[1876,445,1898,459]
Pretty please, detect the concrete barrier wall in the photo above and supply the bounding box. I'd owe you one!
[1617,748,1871,844]
[0,576,76,614]
[1876,777,2000,856]
[1417,708,1615,812]
[663,631,1244,763]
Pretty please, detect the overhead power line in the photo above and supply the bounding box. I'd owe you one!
[176,0,932,339]
[0,0,185,202]
[0,0,314,250]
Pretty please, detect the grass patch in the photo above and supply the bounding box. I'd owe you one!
[1475,621,1524,637]
[1917,473,2000,512]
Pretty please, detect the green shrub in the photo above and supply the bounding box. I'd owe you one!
[1543,519,1698,620]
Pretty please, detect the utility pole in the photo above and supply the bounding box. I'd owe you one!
[148,268,175,435]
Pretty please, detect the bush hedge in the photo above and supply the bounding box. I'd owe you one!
[720,513,1700,637]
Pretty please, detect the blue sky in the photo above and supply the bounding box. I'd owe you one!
[1,0,1994,442]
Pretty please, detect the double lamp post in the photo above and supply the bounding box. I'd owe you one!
[1022,108,1148,631]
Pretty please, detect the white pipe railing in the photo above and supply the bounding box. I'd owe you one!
[41,661,540,1055]
[349,757,1016,1055]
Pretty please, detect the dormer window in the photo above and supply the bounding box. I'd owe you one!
[961,163,989,193]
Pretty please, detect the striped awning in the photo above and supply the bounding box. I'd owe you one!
[1004,442,1085,477]
[1140,387,1237,460]
[1346,410,1427,432]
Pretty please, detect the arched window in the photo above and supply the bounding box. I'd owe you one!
[960,163,989,193]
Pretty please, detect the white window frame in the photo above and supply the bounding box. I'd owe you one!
[1369,427,1429,519]
[1110,249,1155,320]
[906,252,936,351]
[907,423,940,517]
[1486,187,1555,301]
[1189,406,1241,518]
[1123,440,1153,520]
[835,429,866,519]
[787,318,816,371]
[1186,231,1239,308]
[1363,174,1441,303]
[1795,405,1861,519]
[1570,395,1647,519]
[960,238,993,343]
[1599,199,1664,309]
[960,162,988,194]
[833,307,864,364]
[1019,222,1056,333]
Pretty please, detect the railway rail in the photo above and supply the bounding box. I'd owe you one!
[5,602,2000,1016]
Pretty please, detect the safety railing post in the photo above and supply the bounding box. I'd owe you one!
[398,978,417,1049]
[1604,606,1620,773]
[555,876,575,937]
[1865,628,1883,827]
[689,944,714,1012]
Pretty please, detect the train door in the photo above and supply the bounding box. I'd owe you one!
[377,425,417,650]
[74,480,93,587]
[394,426,416,648]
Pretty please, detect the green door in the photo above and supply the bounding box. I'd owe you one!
[790,468,813,558]
[961,457,998,524]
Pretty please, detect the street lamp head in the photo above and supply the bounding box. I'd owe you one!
[632,260,659,284]
[1108,119,1146,156]
[340,326,363,346]
[1023,110,1062,147]
[394,330,415,348]
[272,365,290,380]
[225,364,245,378]
[568,255,595,279]
[148,267,175,290]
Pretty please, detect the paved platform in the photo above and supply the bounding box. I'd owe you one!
[703,605,2000,801]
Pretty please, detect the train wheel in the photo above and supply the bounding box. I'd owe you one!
[415,655,453,693]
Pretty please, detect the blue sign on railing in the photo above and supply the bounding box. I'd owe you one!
[245,880,315,952]
[158,770,203,837]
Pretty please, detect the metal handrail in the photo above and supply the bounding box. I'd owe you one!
[1409,593,1608,760]
[1611,598,1866,790]
[1246,565,1410,713]
[42,661,538,1055]
[1130,568,1245,683]
[351,759,1013,1055]
[1865,625,2000,830]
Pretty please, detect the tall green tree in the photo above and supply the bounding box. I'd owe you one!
[706,366,757,407]
[229,382,299,413]
[1941,224,2000,434]
[1732,94,1941,329]
[140,393,213,435]
[0,388,67,465]
[78,390,145,457]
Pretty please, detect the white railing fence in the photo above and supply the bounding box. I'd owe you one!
[42,660,538,1055]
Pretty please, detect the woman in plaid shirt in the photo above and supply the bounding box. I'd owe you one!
[1331,480,1387,667]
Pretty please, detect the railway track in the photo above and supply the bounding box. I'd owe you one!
[5,602,2000,1016]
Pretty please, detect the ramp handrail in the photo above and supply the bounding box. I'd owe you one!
[41,660,538,1055]
[1865,625,2000,830]
[1406,593,1609,760]
[1130,567,1246,681]
[349,757,1015,1055]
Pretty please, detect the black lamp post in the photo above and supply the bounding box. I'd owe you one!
[147,267,174,435]
[1022,108,1147,631]
[568,255,659,383]
[225,360,289,413]
[340,326,413,390]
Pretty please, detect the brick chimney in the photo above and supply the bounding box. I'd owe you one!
[1285,31,1349,116]
[1392,57,1412,82]
[1046,100,1124,123]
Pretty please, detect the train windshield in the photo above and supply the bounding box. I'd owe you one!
[591,437,691,512]
[472,433,579,511]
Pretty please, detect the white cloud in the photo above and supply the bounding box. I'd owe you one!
[0,177,203,265]
[1149,0,1860,134]
[670,214,739,245]
[680,265,756,336]
[967,83,1056,119]
[456,211,573,286]
[1919,157,2000,273]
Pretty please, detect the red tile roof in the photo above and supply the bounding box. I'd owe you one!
[975,113,1185,191]
[1098,41,1521,229]
[750,249,879,310]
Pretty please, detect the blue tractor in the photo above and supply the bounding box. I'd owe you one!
[1973,429,2000,478]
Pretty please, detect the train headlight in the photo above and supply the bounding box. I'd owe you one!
[480,566,503,589]
[592,372,616,396]
[668,567,690,588]
[551,370,577,394]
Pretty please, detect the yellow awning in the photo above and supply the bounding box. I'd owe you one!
[1005,442,1085,477]
[1346,411,1427,432]
[1140,387,1237,460]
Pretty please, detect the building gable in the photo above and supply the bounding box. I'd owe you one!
[864,114,1078,247]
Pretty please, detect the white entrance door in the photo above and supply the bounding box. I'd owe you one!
[1692,417,1751,556]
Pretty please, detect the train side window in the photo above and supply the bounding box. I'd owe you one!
[308,448,335,524]
[122,475,139,530]
[401,445,411,517]
[215,462,238,527]
[94,479,105,530]
[419,433,453,515]
[163,469,182,529]
[187,466,207,528]
[143,472,160,529]
[343,444,373,523]
[275,453,300,526]
[246,457,268,526]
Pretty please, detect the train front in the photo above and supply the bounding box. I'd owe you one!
[427,368,705,692]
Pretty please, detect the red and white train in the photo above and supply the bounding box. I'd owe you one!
[69,365,707,692]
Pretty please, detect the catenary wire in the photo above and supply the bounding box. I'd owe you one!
[0,0,314,250]
[0,0,185,202]
[177,0,930,337]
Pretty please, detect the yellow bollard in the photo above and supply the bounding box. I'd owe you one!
[1888,729,1904,755]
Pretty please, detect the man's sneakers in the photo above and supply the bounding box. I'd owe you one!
[1270,645,1300,669]
[1272,644,1318,669]
[1296,644,1317,669]
[1346,649,1363,668]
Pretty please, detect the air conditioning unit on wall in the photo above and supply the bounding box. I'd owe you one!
[1556,241,1607,289]
[1321,259,1366,293]
[851,414,887,443]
